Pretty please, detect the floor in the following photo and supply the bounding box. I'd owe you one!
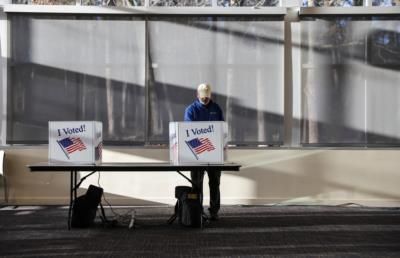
[0,204,400,257]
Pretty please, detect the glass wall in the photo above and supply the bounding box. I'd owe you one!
[12,0,278,6]
[8,14,284,145]
[9,15,146,144]
[372,0,400,6]
[12,0,145,5]
[150,0,211,6]
[148,17,284,144]
[218,0,279,6]
[13,0,76,4]
[5,11,400,147]
[301,16,400,146]
[302,0,363,6]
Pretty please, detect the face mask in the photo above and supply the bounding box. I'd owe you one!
[199,98,210,105]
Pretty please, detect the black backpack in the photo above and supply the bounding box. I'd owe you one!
[172,186,203,228]
[71,185,103,228]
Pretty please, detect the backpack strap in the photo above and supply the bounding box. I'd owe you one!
[99,202,109,224]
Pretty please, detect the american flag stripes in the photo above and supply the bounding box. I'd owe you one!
[185,137,215,159]
[57,137,86,159]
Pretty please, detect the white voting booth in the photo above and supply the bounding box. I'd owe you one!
[49,121,102,164]
[169,121,227,165]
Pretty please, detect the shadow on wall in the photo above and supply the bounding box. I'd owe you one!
[8,62,284,145]
[2,147,400,206]
[75,147,400,206]
[8,61,400,146]
[3,148,172,205]
[225,149,400,205]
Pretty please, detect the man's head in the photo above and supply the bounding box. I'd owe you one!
[197,83,211,105]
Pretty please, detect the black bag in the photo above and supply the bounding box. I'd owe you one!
[174,186,203,228]
[71,185,103,228]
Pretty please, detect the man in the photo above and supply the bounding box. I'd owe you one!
[184,83,224,221]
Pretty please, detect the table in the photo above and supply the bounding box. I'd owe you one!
[28,162,241,229]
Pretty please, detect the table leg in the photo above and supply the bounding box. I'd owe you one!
[68,170,73,230]
[73,171,77,200]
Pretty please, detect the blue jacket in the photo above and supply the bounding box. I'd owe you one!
[184,99,224,122]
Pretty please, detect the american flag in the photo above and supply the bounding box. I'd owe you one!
[185,137,215,157]
[57,137,86,158]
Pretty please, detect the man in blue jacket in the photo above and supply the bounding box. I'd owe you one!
[184,83,224,221]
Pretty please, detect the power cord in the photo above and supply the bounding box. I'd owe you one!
[336,202,365,207]
[96,172,137,229]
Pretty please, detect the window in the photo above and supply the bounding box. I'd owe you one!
[13,0,145,5]
[148,17,284,145]
[301,16,400,146]
[150,0,211,6]
[301,0,363,7]
[8,15,146,144]
[372,0,399,6]
[218,0,279,7]
[8,14,284,145]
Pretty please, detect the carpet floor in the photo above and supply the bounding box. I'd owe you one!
[0,205,399,257]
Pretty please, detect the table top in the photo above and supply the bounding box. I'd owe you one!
[28,162,241,172]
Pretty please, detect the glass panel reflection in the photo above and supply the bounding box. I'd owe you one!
[17,0,76,4]
[9,15,146,144]
[12,0,145,5]
[217,0,279,7]
[148,17,284,145]
[301,0,363,6]
[82,0,145,6]
[372,0,399,6]
[301,16,400,146]
[150,0,211,6]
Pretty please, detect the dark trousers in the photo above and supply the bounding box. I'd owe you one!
[190,169,221,215]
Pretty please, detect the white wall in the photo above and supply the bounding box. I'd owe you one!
[3,147,400,206]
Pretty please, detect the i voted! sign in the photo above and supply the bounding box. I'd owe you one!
[184,125,215,137]
[169,121,226,165]
[49,121,102,164]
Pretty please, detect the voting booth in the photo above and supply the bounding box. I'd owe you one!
[169,121,227,165]
[49,121,102,164]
